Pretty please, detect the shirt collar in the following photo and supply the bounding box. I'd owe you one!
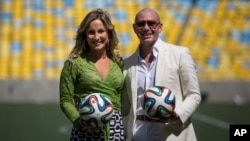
[153,39,160,58]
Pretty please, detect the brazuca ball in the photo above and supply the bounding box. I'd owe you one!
[142,86,176,120]
[79,93,114,128]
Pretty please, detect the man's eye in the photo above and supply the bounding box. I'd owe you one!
[136,22,145,27]
[148,21,157,26]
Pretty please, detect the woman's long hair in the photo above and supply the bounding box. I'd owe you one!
[68,8,123,67]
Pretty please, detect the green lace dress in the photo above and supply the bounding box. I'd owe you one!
[59,55,124,141]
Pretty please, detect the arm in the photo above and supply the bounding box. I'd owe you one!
[59,60,81,128]
[175,48,202,124]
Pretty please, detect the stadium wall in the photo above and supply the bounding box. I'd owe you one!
[0,80,250,104]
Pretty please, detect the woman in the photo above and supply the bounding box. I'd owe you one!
[59,8,124,141]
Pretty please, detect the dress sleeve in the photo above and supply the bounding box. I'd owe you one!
[59,60,80,127]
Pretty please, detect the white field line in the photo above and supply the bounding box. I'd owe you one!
[193,112,229,130]
[58,125,71,135]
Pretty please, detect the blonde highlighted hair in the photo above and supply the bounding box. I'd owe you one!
[68,8,123,67]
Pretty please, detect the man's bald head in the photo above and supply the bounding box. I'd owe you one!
[134,8,161,23]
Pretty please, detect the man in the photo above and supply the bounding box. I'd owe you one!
[121,8,201,141]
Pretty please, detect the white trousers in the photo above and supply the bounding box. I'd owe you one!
[133,120,166,141]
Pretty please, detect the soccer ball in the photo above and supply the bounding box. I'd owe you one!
[79,93,114,128]
[142,86,175,120]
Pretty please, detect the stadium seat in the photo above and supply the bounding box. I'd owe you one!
[0,0,249,80]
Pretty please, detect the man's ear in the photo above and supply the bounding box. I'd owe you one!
[133,24,136,33]
[158,22,163,33]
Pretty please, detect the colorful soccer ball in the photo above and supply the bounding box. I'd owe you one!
[142,86,176,120]
[79,93,114,128]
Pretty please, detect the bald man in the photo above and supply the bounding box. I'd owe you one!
[121,8,201,141]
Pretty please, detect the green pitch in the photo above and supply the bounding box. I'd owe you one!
[0,104,70,141]
[0,103,249,141]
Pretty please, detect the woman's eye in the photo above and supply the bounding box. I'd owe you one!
[98,29,105,33]
[88,30,95,35]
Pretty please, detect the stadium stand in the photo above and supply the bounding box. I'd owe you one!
[0,0,250,81]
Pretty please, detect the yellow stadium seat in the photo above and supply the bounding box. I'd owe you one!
[44,68,55,79]
[0,0,249,80]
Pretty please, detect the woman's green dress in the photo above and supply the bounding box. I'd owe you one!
[59,55,124,140]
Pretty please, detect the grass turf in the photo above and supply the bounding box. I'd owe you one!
[0,103,249,141]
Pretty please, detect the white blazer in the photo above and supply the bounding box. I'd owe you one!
[121,38,201,141]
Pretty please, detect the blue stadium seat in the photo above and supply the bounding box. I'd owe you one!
[84,0,114,9]
[112,9,127,23]
[64,0,74,7]
[118,33,131,47]
[0,0,249,80]
[1,11,12,22]
[11,41,22,54]
[32,0,44,11]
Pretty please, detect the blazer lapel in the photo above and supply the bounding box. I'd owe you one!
[155,40,169,86]
[130,64,137,114]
